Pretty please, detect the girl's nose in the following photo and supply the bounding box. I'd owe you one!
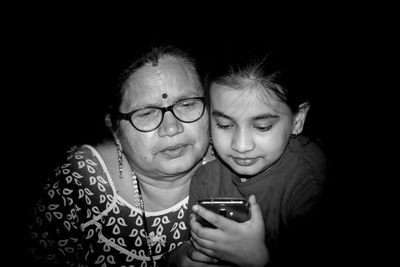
[231,128,254,153]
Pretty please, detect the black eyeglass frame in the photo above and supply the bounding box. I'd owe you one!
[115,97,205,132]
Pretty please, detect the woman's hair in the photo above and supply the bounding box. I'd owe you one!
[108,44,202,128]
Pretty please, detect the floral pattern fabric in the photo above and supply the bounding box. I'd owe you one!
[27,145,189,266]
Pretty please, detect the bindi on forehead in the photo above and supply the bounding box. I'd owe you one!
[149,63,172,100]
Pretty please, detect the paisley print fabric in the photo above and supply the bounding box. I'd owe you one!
[27,145,189,266]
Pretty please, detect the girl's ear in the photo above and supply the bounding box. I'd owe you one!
[292,102,310,135]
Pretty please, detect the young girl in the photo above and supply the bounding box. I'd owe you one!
[187,50,328,267]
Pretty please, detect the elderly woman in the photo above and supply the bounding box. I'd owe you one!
[27,44,212,266]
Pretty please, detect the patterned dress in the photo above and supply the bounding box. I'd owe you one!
[27,145,189,266]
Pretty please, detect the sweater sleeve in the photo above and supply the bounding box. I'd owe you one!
[286,157,327,227]
[26,147,97,265]
[276,154,328,266]
[188,165,211,214]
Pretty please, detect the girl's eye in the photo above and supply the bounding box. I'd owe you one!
[255,125,273,132]
[216,122,233,130]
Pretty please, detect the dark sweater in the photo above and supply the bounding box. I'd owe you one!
[189,136,327,266]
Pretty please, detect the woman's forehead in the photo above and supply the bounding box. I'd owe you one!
[121,57,201,108]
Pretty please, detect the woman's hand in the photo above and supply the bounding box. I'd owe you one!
[190,195,269,267]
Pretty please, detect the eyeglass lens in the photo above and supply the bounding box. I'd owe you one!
[131,98,204,131]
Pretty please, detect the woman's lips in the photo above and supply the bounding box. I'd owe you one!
[159,144,188,158]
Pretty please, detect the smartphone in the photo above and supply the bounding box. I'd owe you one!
[196,198,250,228]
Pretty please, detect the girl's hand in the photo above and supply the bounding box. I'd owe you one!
[190,195,269,267]
[165,241,230,267]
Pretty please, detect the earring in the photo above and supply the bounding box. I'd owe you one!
[115,138,124,179]
[209,137,215,157]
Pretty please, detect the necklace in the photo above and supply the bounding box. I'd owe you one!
[131,171,154,266]
[117,144,154,266]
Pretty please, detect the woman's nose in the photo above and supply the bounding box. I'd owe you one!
[158,111,184,137]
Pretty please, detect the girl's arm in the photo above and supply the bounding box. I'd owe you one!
[189,195,270,267]
[163,241,231,267]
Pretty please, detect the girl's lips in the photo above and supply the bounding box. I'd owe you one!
[232,157,258,166]
[159,144,188,159]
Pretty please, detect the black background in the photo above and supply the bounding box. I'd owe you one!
[5,4,389,265]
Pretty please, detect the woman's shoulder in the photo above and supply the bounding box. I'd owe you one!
[60,144,104,172]
[63,144,98,162]
[33,144,114,213]
[47,144,110,190]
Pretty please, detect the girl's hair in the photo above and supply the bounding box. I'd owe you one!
[205,46,325,143]
[108,44,202,128]
[205,49,311,114]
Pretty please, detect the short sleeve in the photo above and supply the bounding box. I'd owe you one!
[26,146,98,265]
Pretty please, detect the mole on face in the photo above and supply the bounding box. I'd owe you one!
[162,93,168,99]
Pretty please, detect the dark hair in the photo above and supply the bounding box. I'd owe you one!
[203,45,327,145]
[108,44,202,128]
[204,49,311,114]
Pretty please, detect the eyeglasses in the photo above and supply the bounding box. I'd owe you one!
[116,97,205,132]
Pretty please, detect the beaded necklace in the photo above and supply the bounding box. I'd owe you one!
[117,145,154,266]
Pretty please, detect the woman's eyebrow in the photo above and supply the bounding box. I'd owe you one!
[131,94,201,110]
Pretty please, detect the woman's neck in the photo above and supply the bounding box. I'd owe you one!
[134,159,202,211]
[138,177,191,211]
[95,140,196,212]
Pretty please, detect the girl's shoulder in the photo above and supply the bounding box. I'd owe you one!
[192,158,233,185]
[287,136,328,184]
